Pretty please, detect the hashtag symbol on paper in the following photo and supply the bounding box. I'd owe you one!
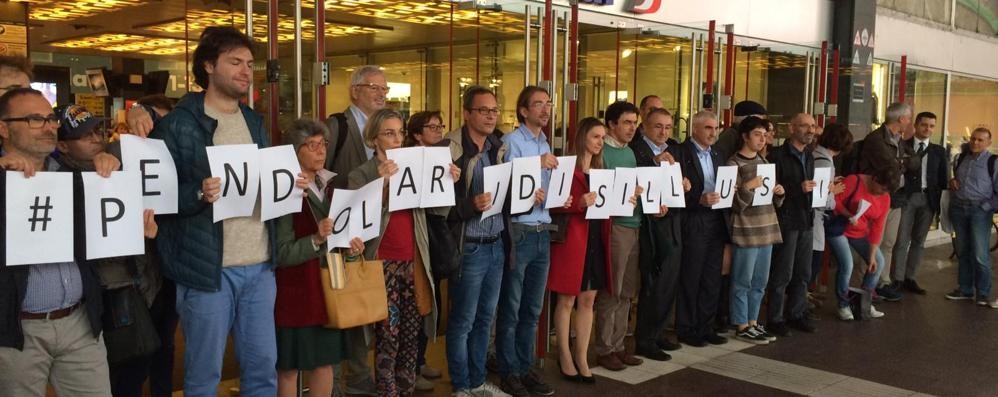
[28,196,53,232]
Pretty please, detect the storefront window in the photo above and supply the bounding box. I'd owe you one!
[947,75,998,151]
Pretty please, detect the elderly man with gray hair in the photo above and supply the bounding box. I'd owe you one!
[325,64,388,190]
[323,64,388,397]
[853,102,917,301]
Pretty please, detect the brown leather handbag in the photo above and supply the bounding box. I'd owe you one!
[319,252,389,329]
[413,252,433,316]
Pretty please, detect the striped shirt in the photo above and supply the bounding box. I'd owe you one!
[465,138,505,238]
[22,158,84,313]
[727,153,783,247]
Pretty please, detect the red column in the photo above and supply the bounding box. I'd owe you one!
[722,27,734,126]
[268,0,279,143]
[817,41,828,127]
[704,20,715,111]
[316,1,325,118]
[567,2,578,150]
[829,47,840,124]
[897,55,907,103]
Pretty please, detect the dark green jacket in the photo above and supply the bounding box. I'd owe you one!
[149,92,277,292]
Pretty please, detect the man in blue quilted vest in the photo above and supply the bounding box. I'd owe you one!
[149,26,278,397]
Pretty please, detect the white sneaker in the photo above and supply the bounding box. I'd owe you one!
[472,382,512,397]
[868,305,885,318]
[837,307,854,321]
[453,390,477,397]
[991,298,998,309]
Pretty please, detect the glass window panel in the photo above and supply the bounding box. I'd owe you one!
[947,75,998,152]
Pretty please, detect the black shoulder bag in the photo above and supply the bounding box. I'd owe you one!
[101,258,161,364]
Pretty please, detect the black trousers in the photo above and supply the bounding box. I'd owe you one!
[676,211,726,341]
[635,215,683,348]
[767,228,813,324]
[109,279,178,397]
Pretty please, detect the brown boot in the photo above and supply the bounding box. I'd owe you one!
[615,350,644,366]
[596,353,625,371]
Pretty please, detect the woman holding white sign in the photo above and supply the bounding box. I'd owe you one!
[726,116,786,344]
[827,166,900,320]
[348,108,459,397]
[273,119,365,397]
[548,117,612,384]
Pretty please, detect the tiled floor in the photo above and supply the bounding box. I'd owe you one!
[162,242,997,396]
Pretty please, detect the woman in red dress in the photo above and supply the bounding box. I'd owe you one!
[548,117,611,384]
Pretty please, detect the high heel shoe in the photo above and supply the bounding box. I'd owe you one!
[574,358,596,384]
[558,358,582,382]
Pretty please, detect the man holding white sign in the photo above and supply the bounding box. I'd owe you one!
[443,86,511,397]
[496,86,568,396]
[628,107,690,360]
[675,110,729,348]
[765,113,820,336]
[593,101,645,371]
[148,27,280,396]
[0,89,125,396]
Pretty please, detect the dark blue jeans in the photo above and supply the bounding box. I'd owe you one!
[446,240,505,391]
[496,226,551,377]
[950,204,993,298]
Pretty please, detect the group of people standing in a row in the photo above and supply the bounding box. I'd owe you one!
[0,26,996,397]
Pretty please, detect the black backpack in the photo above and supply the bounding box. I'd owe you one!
[954,150,997,178]
[327,112,349,158]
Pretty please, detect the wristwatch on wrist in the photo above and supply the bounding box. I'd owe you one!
[197,190,205,202]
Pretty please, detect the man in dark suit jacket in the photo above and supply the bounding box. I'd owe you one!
[887,112,948,295]
[629,108,688,360]
[325,65,387,190]
[674,110,728,347]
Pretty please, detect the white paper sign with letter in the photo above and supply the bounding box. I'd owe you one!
[120,134,178,215]
[481,162,512,221]
[812,167,832,208]
[544,156,576,209]
[712,165,738,209]
[752,163,776,206]
[5,172,75,266]
[82,171,145,260]
[511,156,541,215]
[661,163,686,208]
[609,168,638,217]
[636,167,666,214]
[258,145,304,221]
[325,178,385,249]
[207,144,261,222]
[419,147,457,208]
[386,147,424,212]
[585,169,614,220]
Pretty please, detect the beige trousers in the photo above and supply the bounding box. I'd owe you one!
[594,225,640,356]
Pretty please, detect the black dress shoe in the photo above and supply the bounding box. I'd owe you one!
[636,345,672,361]
[574,358,596,384]
[704,333,728,345]
[766,322,792,337]
[904,279,927,295]
[678,336,707,347]
[656,339,682,351]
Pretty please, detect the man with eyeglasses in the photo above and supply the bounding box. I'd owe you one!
[444,85,513,397]
[0,89,121,396]
[495,85,560,397]
[325,65,387,189]
[322,64,387,397]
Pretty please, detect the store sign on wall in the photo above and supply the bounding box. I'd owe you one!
[579,0,662,14]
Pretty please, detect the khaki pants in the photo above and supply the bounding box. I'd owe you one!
[594,225,639,356]
[876,207,904,285]
[0,307,111,397]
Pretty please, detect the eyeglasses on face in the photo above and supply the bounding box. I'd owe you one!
[468,107,500,116]
[423,124,446,132]
[302,138,329,152]
[379,129,403,139]
[2,114,61,129]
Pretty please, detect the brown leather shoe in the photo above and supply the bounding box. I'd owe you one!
[615,350,644,366]
[596,353,626,371]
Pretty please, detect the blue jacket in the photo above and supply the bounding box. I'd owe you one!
[149,92,277,292]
